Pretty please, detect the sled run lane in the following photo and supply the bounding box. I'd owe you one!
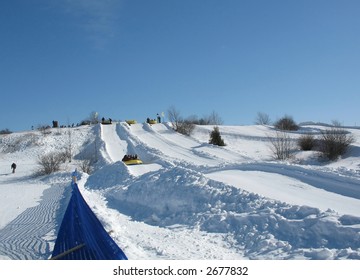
[100,123,162,176]
[100,123,127,163]
[121,122,247,167]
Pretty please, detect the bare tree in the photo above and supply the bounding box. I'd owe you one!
[191,111,224,125]
[166,106,196,135]
[167,106,182,131]
[176,120,195,136]
[255,112,271,125]
[268,130,294,160]
[207,110,224,125]
[186,114,201,124]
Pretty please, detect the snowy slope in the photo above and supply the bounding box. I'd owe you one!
[0,123,360,260]
[100,123,128,162]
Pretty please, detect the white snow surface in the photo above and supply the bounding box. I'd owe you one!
[0,122,360,260]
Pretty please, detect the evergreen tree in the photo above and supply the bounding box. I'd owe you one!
[209,126,226,146]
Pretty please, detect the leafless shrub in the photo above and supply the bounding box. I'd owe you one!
[76,147,98,173]
[298,134,316,151]
[167,106,195,136]
[1,133,39,153]
[0,128,12,135]
[79,159,94,174]
[331,120,342,127]
[183,111,224,126]
[56,149,71,163]
[37,152,63,175]
[268,130,294,160]
[176,120,195,136]
[38,124,51,136]
[2,137,25,153]
[318,128,354,160]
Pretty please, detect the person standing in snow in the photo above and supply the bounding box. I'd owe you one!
[11,163,16,173]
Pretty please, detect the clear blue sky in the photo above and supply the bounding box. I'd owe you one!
[1,0,359,131]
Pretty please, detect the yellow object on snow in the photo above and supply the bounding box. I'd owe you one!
[123,159,143,165]
[126,120,137,125]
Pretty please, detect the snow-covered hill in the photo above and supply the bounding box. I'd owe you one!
[0,122,359,260]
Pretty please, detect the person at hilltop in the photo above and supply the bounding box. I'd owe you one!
[11,163,16,173]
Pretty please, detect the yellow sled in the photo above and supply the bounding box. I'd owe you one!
[123,159,143,165]
[122,154,143,165]
[125,120,137,125]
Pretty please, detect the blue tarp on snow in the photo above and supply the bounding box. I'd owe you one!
[51,182,127,260]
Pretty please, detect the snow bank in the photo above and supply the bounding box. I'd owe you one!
[103,165,360,259]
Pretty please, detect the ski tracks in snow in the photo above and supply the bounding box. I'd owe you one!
[0,182,70,259]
